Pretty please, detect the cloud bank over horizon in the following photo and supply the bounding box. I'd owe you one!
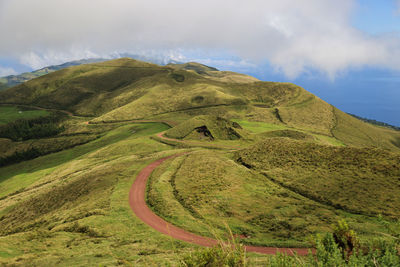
[1,0,400,78]
[0,66,16,77]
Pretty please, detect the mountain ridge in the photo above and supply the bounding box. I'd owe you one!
[0,58,107,90]
[0,57,399,265]
[1,57,399,152]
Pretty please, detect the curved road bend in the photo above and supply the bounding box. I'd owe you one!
[129,153,314,256]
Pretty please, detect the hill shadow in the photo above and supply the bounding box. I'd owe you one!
[0,122,169,196]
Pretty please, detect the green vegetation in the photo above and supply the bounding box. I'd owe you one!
[230,119,287,133]
[0,83,8,91]
[0,146,42,167]
[0,122,190,266]
[181,221,400,267]
[180,221,400,266]
[256,130,315,141]
[2,58,399,152]
[0,106,50,124]
[0,122,169,198]
[333,107,400,151]
[1,58,400,265]
[0,114,65,141]
[181,235,247,267]
[165,115,248,141]
[235,138,400,217]
[0,58,106,90]
[232,118,343,146]
[148,149,400,249]
[349,112,400,131]
[0,135,98,167]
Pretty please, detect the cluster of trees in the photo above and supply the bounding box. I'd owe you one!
[0,114,67,167]
[0,147,42,167]
[0,114,65,141]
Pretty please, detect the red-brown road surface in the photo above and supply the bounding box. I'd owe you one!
[129,153,314,256]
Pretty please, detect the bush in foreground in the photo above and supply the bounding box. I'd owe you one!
[181,230,247,267]
[181,221,400,266]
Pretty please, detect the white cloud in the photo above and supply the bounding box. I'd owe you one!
[191,58,258,73]
[19,49,103,70]
[0,67,17,77]
[1,0,400,78]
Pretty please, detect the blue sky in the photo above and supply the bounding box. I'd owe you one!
[0,0,400,125]
[352,0,400,35]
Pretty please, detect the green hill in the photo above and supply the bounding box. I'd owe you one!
[0,58,399,265]
[1,58,399,152]
[0,59,106,90]
[235,138,400,217]
[168,62,259,83]
[164,115,248,140]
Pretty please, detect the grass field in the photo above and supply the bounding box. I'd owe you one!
[0,106,50,124]
[235,138,400,217]
[147,150,400,249]
[0,58,399,265]
[232,118,345,146]
[0,122,200,266]
[1,58,399,152]
[1,113,399,265]
[231,119,287,133]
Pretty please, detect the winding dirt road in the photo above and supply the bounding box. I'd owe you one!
[129,153,314,256]
[3,105,313,255]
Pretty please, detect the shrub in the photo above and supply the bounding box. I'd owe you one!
[181,234,247,267]
[316,232,346,266]
[332,219,359,257]
[181,245,246,267]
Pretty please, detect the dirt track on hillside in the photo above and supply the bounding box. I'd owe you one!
[2,105,314,255]
[128,153,314,255]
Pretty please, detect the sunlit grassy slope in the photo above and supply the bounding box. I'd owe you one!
[0,123,196,266]
[0,59,106,90]
[148,150,400,247]
[164,115,249,140]
[235,138,400,217]
[168,62,260,83]
[1,58,400,265]
[1,58,399,152]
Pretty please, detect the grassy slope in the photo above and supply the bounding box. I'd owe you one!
[0,106,50,125]
[147,119,400,249]
[0,59,167,116]
[0,122,207,266]
[0,83,8,91]
[0,114,116,167]
[1,58,400,265]
[235,138,400,217]
[164,115,249,140]
[148,150,400,248]
[1,58,399,152]
[0,58,106,90]
[0,110,399,265]
[168,62,260,83]
[333,107,400,151]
